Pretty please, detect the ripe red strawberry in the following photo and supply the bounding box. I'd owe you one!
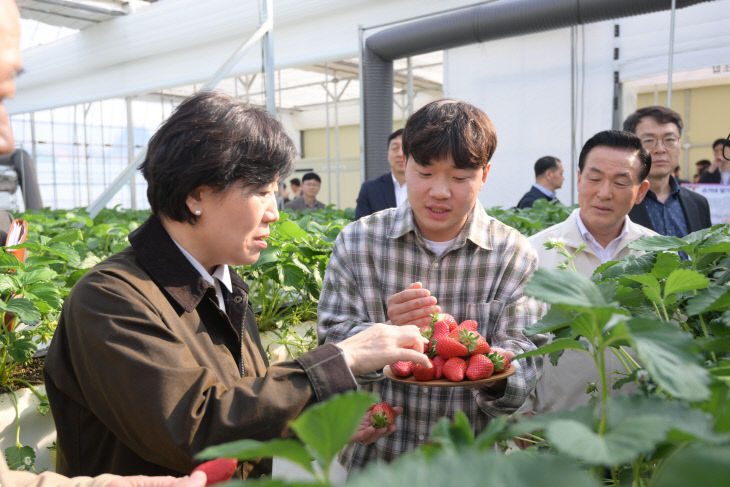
[451,329,491,355]
[458,320,478,332]
[443,357,467,382]
[436,336,469,359]
[432,312,458,332]
[432,355,445,379]
[466,354,494,381]
[370,402,395,428]
[412,359,436,381]
[432,319,450,339]
[192,458,237,485]
[489,347,513,373]
[390,361,413,377]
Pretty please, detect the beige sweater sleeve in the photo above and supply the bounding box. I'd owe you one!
[0,455,119,487]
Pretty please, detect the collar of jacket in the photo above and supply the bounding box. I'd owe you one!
[128,214,249,313]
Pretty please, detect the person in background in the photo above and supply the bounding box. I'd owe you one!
[673,165,688,184]
[44,91,430,480]
[693,159,711,183]
[355,129,406,219]
[523,130,656,415]
[276,181,290,209]
[1,1,206,485]
[289,177,301,198]
[284,172,325,210]
[516,156,564,209]
[698,138,730,184]
[623,106,711,237]
[318,99,546,471]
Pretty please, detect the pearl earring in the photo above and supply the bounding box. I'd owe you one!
[194,209,201,216]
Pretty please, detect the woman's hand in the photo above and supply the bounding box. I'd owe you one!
[337,323,431,376]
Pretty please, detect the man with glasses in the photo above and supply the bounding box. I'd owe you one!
[623,106,711,237]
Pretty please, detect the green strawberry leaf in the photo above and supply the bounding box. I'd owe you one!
[0,273,18,294]
[626,318,710,402]
[663,269,709,297]
[277,220,309,240]
[4,445,36,471]
[650,251,682,279]
[628,235,687,252]
[526,268,610,309]
[546,415,670,465]
[651,444,730,487]
[288,391,376,475]
[6,335,37,362]
[523,305,575,336]
[196,438,313,476]
[624,275,661,298]
[0,297,41,325]
[685,286,730,316]
[345,448,598,487]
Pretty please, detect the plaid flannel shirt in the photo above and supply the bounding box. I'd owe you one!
[318,200,547,471]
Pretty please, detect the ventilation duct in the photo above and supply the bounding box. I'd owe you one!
[361,0,710,180]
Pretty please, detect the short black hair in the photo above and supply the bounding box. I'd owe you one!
[579,130,652,182]
[623,106,684,136]
[402,99,497,169]
[290,178,301,187]
[301,172,321,184]
[712,138,728,151]
[695,159,711,168]
[140,90,295,223]
[534,156,560,177]
[388,129,404,146]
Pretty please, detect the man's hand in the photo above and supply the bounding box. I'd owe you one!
[108,471,206,487]
[350,406,403,444]
[337,323,431,376]
[386,282,440,327]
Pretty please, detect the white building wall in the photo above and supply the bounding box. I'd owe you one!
[444,0,730,210]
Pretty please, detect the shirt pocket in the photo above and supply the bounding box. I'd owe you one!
[465,300,505,343]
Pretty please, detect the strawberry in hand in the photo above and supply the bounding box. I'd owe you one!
[370,402,396,428]
[390,361,413,377]
[192,458,237,486]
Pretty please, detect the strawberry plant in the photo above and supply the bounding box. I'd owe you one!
[486,198,575,236]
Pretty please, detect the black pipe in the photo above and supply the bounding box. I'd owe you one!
[362,0,711,179]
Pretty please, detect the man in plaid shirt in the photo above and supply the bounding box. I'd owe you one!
[318,99,547,471]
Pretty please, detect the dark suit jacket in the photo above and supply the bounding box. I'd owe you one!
[698,169,722,184]
[355,172,397,219]
[516,185,555,209]
[628,186,712,235]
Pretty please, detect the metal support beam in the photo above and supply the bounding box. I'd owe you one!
[126,96,136,210]
[87,1,274,218]
[667,0,677,107]
[259,0,276,116]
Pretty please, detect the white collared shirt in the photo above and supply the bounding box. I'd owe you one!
[172,240,232,312]
[575,213,629,263]
[392,173,408,207]
[533,183,557,199]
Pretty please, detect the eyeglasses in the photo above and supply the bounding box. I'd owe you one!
[639,136,680,150]
[724,133,730,162]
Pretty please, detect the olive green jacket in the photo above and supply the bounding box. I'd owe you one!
[44,215,355,478]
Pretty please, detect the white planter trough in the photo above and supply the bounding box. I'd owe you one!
[0,385,56,472]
